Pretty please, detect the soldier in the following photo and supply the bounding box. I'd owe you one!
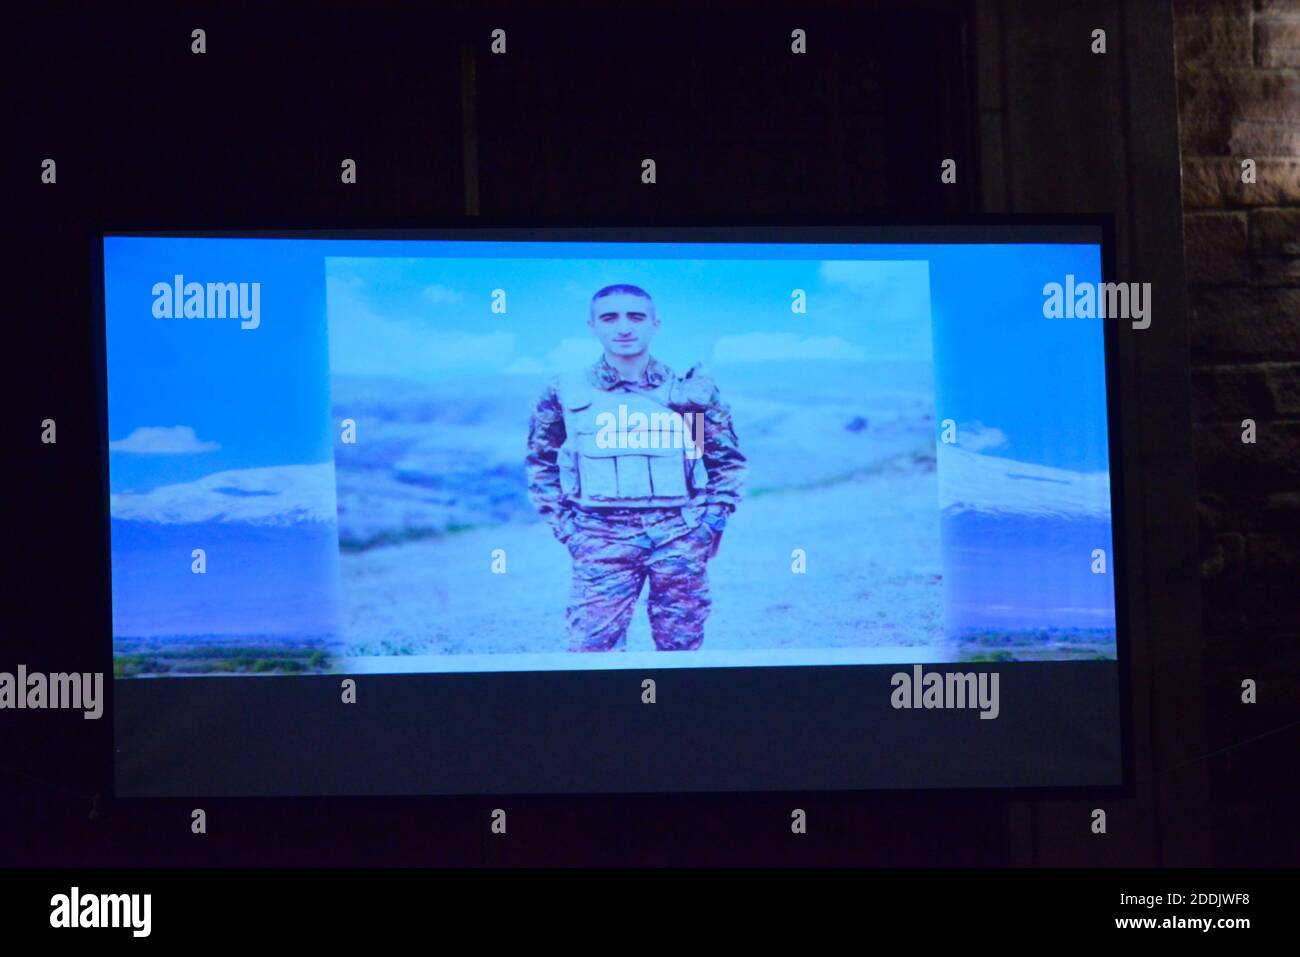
[526,283,746,651]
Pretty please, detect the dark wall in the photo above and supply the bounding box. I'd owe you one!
[468,3,975,217]
[1174,0,1300,865]
[8,0,1285,866]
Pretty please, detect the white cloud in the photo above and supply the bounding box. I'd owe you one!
[498,339,601,377]
[327,274,516,379]
[960,422,1009,452]
[330,272,364,291]
[818,260,927,290]
[110,463,335,525]
[422,283,463,305]
[503,356,548,376]
[109,426,220,454]
[547,337,602,371]
[711,333,867,364]
[938,445,1110,518]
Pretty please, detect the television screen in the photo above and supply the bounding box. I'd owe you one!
[102,225,1126,796]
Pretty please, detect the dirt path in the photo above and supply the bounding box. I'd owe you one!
[340,462,944,658]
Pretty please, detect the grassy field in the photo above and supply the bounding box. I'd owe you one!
[954,627,1116,662]
[112,638,335,677]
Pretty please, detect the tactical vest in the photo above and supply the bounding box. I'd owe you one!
[557,371,707,508]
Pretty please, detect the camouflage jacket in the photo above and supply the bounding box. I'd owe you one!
[525,355,746,541]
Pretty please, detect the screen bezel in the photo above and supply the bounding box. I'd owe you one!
[93,217,1132,802]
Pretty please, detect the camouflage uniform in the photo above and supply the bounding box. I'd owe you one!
[526,355,746,651]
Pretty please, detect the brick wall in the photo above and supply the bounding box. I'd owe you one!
[1174,0,1300,862]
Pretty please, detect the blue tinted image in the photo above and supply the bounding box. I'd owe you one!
[928,245,1114,660]
[102,235,1115,676]
[103,238,343,676]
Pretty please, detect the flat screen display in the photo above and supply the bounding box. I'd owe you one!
[101,225,1126,796]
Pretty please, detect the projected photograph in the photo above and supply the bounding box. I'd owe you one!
[327,256,944,671]
[102,236,1118,677]
[102,239,344,678]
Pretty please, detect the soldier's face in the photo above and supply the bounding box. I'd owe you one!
[589,293,659,357]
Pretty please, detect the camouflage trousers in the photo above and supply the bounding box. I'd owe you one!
[564,506,716,652]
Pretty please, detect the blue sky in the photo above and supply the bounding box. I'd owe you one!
[324,255,933,380]
[102,237,1108,492]
[927,243,1108,472]
[103,237,335,492]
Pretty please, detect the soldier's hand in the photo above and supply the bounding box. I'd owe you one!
[689,519,724,558]
[689,521,717,547]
